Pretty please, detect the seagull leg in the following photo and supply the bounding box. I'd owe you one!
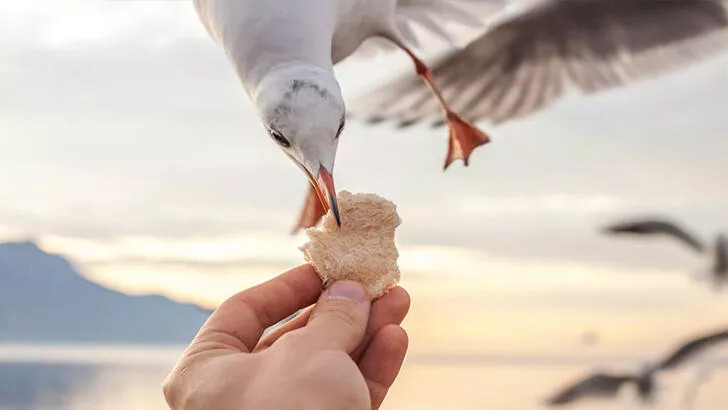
[403,48,491,169]
[292,185,327,234]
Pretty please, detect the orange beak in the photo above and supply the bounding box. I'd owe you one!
[302,163,340,227]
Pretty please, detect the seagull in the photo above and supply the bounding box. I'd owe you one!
[604,218,706,253]
[604,218,728,289]
[657,328,728,410]
[546,328,728,406]
[580,329,599,347]
[193,0,728,230]
[545,371,654,406]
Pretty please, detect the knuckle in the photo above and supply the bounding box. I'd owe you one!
[275,328,307,347]
[322,305,361,331]
[162,377,180,408]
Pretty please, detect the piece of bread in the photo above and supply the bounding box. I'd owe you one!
[300,191,401,299]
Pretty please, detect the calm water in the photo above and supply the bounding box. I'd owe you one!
[1,345,727,410]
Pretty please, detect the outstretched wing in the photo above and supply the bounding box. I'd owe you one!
[604,218,706,253]
[352,0,728,126]
[545,373,634,406]
[714,234,728,275]
[658,329,728,370]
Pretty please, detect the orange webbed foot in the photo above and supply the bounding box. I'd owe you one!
[443,111,491,169]
[402,48,492,170]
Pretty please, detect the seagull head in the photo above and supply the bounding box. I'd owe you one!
[254,65,345,225]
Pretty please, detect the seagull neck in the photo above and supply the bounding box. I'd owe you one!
[251,62,336,107]
[238,53,334,97]
[261,60,334,83]
[222,1,337,96]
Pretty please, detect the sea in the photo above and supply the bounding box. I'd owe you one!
[1,345,726,410]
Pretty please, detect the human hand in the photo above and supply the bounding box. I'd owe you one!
[163,264,410,410]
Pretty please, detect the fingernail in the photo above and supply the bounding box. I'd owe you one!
[327,280,367,303]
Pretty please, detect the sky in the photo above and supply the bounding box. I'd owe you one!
[1,0,728,358]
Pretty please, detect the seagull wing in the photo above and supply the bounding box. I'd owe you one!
[354,0,504,58]
[393,0,504,45]
[657,329,728,370]
[714,234,728,275]
[604,218,706,253]
[351,0,728,125]
[545,373,634,406]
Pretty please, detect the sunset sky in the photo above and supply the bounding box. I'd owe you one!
[2,1,728,359]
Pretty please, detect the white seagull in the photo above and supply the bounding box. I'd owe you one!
[604,218,728,290]
[193,0,728,230]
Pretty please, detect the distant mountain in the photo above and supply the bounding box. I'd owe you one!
[0,241,209,343]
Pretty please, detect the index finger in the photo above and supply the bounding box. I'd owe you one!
[196,264,322,352]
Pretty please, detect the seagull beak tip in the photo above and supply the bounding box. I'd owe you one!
[329,192,341,227]
[317,165,341,228]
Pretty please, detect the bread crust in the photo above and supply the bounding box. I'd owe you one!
[300,191,401,299]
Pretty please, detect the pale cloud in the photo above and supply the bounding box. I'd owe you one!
[456,194,625,216]
[39,231,304,266]
[0,225,25,243]
[39,236,728,360]
[0,1,204,49]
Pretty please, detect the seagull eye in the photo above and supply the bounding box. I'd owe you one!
[270,129,291,148]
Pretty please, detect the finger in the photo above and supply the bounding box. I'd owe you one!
[258,286,410,355]
[352,286,410,362]
[253,306,314,352]
[358,325,408,410]
[256,287,409,353]
[297,280,370,353]
[196,264,322,352]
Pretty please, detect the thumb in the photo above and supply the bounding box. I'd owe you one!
[299,280,371,353]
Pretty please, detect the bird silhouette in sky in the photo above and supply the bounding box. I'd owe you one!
[604,218,728,290]
[546,328,728,407]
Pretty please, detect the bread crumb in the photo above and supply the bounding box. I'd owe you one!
[300,191,401,299]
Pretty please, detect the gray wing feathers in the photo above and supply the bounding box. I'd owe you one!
[657,329,728,370]
[545,373,634,405]
[604,219,706,253]
[353,0,728,125]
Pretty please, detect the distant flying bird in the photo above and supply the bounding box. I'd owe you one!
[604,218,706,253]
[545,372,653,406]
[193,0,728,230]
[579,330,599,347]
[655,329,728,371]
[546,328,728,406]
[604,218,728,289]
